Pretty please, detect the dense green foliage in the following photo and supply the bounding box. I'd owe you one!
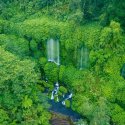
[0,0,125,125]
[0,47,51,125]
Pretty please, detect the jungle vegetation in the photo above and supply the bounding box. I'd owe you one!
[0,0,125,125]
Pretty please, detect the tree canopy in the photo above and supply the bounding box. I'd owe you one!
[0,0,125,125]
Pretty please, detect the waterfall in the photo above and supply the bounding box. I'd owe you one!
[62,93,73,106]
[56,40,60,65]
[51,82,59,102]
[47,39,60,65]
[79,47,89,70]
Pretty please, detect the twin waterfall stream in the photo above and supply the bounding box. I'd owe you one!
[47,39,89,70]
[79,47,89,70]
[46,39,88,123]
[47,39,89,104]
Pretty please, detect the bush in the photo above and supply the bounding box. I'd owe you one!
[0,34,29,57]
[111,104,125,125]
[0,47,51,124]
[59,86,68,94]
[44,62,59,82]
[65,100,71,108]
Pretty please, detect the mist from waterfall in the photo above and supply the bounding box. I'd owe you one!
[79,47,89,70]
[47,39,60,65]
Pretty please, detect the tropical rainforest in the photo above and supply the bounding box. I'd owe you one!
[0,0,125,125]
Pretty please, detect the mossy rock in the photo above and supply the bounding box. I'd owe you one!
[65,100,70,108]
[54,95,59,102]
[58,91,63,96]
[59,86,68,94]
[48,93,59,102]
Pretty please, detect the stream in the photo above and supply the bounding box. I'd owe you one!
[46,38,84,124]
[48,100,82,122]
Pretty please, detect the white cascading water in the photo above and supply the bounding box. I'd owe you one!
[47,39,60,65]
[62,93,73,105]
[51,82,59,102]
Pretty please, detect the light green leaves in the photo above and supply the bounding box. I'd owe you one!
[22,96,33,108]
